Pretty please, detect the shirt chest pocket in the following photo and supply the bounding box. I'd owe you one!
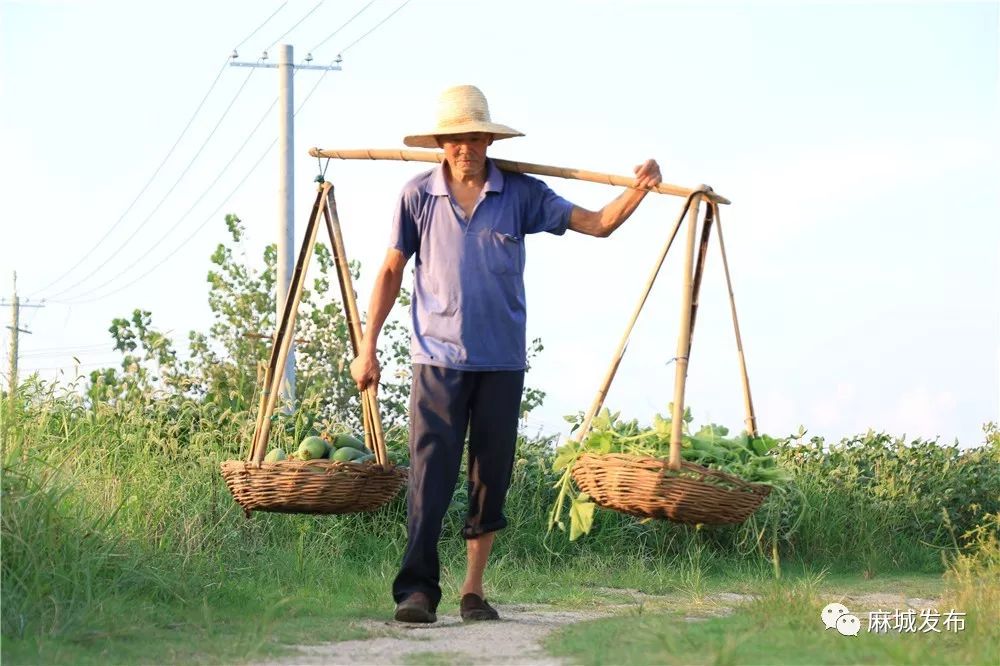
[475,229,523,275]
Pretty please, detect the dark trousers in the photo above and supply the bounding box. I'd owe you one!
[391,364,525,610]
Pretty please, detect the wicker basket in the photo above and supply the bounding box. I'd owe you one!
[571,452,770,525]
[221,458,407,515]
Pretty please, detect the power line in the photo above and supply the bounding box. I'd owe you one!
[31,3,294,300]
[20,346,113,359]
[19,342,110,354]
[292,0,415,110]
[50,93,280,304]
[309,0,378,53]
[339,0,415,54]
[236,1,290,50]
[266,0,326,51]
[51,58,346,307]
[44,2,351,304]
[30,61,230,299]
[44,65,263,302]
[51,136,280,305]
[23,361,116,372]
[48,0,418,306]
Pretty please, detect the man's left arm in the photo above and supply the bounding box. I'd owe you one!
[567,159,661,238]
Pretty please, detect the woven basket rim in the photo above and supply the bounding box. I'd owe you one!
[220,458,408,515]
[574,451,770,496]
[221,458,407,472]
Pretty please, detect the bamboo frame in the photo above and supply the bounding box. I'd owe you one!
[667,194,703,470]
[298,150,757,507]
[713,202,758,437]
[571,189,708,444]
[249,187,327,464]
[688,203,715,347]
[248,181,391,467]
[321,185,390,466]
[308,148,731,205]
[570,193,761,476]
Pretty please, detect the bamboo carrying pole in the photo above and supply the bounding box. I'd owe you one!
[322,185,390,467]
[308,148,731,206]
[571,190,707,444]
[249,187,328,464]
[712,202,759,437]
[667,194,703,470]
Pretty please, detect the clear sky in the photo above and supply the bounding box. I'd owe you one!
[2,0,997,447]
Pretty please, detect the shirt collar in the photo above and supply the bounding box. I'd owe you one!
[425,158,505,196]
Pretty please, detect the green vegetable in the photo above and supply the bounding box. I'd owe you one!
[547,405,796,540]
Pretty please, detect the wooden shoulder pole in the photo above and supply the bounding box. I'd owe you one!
[308,148,731,205]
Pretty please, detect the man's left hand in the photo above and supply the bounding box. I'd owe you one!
[634,159,662,190]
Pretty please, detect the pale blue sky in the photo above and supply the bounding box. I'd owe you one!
[2,0,997,446]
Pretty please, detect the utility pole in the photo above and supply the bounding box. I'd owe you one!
[2,272,44,441]
[230,45,342,411]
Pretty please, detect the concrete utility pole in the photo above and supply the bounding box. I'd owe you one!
[2,272,44,429]
[230,45,341,410]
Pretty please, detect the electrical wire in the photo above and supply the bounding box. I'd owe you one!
[51,136,280,305]
[31,2,293,300]
[236,1,289,50]
[51,94,279,304]
[339,0,415,54]
[309,0,377,53]
[30,61,230,299]
[266,0,326,51]
[44,65,263,302]
[294,0,416,110]
[20,345,112,359]
[20,361,121,373]
[49,0,418,305]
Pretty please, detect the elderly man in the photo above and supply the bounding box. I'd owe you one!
[350,84,661,624]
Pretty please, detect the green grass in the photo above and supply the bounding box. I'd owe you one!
[4,561,978,666]
[402,652,465,666]
[546,573,996,666]
[3,380,998,664]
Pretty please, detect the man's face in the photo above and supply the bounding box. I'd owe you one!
[438,133,493,181]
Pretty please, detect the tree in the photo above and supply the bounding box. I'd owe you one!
[96,213,549,440]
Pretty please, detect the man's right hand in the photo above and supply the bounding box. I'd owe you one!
[350,351,381,391]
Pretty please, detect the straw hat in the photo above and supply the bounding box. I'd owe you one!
[403,85,524,149]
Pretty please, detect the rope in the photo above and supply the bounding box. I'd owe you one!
[316,157,331,183]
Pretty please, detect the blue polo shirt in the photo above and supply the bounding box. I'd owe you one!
[390,159,574,370]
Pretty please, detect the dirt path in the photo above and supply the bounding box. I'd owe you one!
[265,604,616,666]
[257,590,739,666]
[255,590,941,666]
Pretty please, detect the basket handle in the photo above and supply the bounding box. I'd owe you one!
[572,189,710,446]
[321,183,392,468]
[667,193,709,470]
[713,202,759,438]
[248,186,329,464]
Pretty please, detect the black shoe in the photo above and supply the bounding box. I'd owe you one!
[394,592,437,623]
[460,593,500,622]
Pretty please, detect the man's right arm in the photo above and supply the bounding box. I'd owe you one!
[350,248,408,390]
